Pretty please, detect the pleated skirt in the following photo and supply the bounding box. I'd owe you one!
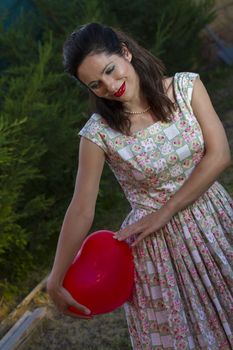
[122,182,233,350]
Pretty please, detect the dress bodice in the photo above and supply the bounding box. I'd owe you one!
[79,72,204,211]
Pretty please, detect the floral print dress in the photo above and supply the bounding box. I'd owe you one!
[79,72,233,349]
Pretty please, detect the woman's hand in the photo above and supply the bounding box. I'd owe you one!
[114,204,174,247]
[47,277,93,319]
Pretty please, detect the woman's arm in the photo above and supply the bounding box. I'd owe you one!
[115,78,231,245]
[47,137,105,316]
[166,77,231,214]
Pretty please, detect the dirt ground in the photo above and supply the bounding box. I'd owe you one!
[21,302,131,350]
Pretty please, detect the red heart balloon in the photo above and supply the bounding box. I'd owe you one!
[63,230,134,316]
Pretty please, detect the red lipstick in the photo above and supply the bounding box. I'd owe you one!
[114,82,126,97]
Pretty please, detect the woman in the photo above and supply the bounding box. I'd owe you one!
[47,23,233,349]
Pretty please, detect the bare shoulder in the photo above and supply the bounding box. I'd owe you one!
[191,77,212,112]
[79,136,105,163]
[163,76,173,90]
[190,78,231,158]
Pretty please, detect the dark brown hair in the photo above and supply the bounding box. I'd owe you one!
[63,23,175,135]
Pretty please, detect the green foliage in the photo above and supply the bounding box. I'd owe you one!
[0,0,216,310]
[0,34,54,293]
[0,117,37,283]
[102,0,215,72]
[155,0,215,72]
[202,65,233,113]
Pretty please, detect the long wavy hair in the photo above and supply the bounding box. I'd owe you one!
[63,23,175,135]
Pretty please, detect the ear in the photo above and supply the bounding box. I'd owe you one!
[121,44,132,62]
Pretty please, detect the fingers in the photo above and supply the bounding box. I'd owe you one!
[59,299,91,319]
[62,286,92,315]
[62,297,92,318]
[131,232,147,247]
[69,299,91,316]
[114,223,143,241]
[57,302,92,319]
[114,213,157,242]
[48,285,92,319]
[63,309,93,320]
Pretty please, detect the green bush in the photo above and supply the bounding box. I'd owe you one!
[101,0,215,72]
[0,116,40,298]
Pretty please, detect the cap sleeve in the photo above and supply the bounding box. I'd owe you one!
[174,72,200,115]
[78,113,108,153]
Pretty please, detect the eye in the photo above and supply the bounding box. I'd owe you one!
[89,81,100,90]
[105,65,115,75]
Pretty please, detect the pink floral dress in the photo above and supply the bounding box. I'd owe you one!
[79,72,233,349]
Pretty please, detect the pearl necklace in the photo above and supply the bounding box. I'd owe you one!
[125,106,151,115]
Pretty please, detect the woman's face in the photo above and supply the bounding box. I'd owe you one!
[77,48,140,105]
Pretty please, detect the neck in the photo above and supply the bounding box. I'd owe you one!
[123,94,149,114]
[123,72,149,112]
[125,106,151,115]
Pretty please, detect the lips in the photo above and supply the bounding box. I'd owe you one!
[114,82,126,97]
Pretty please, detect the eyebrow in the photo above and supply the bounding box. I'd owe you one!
[87,62,114,87]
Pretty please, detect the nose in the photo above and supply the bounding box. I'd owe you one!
[103,77,117,94]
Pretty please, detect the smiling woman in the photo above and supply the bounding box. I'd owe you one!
[47,23,233,350]
[77,50,135,100]
[63,23,175,135]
